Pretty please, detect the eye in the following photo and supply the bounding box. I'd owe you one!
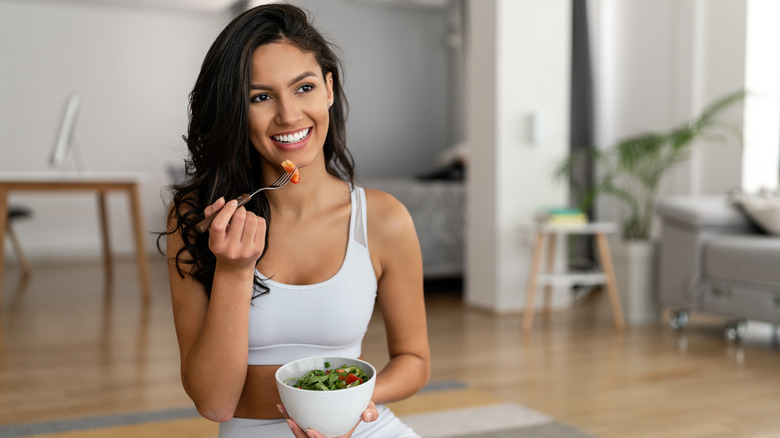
[296,84,314,94]
[250,93,270,103]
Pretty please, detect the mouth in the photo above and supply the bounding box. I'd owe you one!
[271,127,311,145]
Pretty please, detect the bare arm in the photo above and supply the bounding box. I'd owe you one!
[366,190,431,404]
[167,198,266,422]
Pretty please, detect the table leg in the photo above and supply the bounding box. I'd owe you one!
[0,186,7,298]
[6,224,31,278]
[543,232,557,313]
[129,184,151,303]
[595,232,625,331]
[523,230,545,334]
[97,191,113,288]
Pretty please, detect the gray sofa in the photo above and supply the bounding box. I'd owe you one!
[656,195,780,341]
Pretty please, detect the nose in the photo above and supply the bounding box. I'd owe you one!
[275,96,302,126]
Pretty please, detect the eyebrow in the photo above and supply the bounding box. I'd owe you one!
[249,71,318,90]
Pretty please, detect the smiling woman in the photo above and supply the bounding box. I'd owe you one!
[159,4,430,438]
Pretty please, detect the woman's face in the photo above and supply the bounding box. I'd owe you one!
[247,42,333,175]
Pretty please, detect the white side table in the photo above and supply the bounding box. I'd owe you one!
[521,222,625,333]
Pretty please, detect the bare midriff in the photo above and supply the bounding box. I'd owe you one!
[232,365,284,419]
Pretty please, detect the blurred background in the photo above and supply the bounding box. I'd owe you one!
[0,0,461,259]
[1,0,778,313]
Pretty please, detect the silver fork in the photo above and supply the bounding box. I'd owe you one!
[195,165,296,233]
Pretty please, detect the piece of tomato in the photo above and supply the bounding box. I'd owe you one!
[280,160,301,184]
[345,373,362,385]
[281,160,295,172]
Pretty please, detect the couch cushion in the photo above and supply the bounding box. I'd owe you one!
[656,196,749,227]
[731,190,780,235]
[703,235,780,287]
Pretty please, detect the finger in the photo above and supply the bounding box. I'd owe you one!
[361,401,378,423]
[285,418,311,438]
[307,428,327,438]
[278,404,316,438]
[203,197,226,217]
[241,211,259,245]
[277,403,288,418]
[210,199,238,234]
[225,206,247,246]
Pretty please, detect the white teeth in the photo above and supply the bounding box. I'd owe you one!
[274,128,310,144]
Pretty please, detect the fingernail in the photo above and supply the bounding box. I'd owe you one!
[286,419,294,429]
[305,430,315,438]
[364,411,372,421]
[228,199,238,206]
[276,403,283,414]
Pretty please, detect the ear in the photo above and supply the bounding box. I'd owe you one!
[325,71,334,107]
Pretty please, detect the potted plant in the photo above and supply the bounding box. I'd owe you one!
[554,90,746,324]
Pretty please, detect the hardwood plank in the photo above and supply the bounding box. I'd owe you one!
[1,260,779,438]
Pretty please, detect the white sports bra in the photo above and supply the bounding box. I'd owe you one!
[247,186,378,365]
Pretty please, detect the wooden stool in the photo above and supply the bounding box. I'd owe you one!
[522,222,625,333]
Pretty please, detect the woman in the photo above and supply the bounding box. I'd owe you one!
[162,3,430,438]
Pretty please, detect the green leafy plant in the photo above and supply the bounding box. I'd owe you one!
[555,90,746,240]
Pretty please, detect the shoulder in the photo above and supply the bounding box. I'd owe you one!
[363,187,415,236]
[363,187,420,266]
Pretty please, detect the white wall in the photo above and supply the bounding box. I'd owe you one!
[0,0,226,261]
[464,0,570,312]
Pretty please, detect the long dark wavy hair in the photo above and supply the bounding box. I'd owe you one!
[159,3,355,298]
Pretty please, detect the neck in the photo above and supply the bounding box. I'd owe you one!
[265,168,349,218]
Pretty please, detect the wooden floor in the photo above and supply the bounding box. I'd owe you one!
[2,257,780,438]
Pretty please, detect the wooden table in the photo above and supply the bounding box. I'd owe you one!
[521,221,625,333]
[0,171,151,302]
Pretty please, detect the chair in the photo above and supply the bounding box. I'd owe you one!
[6,206,33,277]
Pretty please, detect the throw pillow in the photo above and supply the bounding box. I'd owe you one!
[730,189,780,235]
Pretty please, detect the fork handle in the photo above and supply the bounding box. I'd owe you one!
[195,193,252,233]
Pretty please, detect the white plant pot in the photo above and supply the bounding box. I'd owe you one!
[612,239,660,325]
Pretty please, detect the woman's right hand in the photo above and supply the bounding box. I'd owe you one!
[205,197,266,270]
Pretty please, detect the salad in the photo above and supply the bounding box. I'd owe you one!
[286,361,368,391]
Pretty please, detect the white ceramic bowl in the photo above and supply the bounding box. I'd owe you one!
[275,356,376,438]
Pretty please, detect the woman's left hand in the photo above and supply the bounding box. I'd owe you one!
[277,401,378,438]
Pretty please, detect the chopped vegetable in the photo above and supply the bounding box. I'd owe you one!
[285,364,368,391]
[281,160,301,184]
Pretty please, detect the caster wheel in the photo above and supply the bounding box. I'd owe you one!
[724,320,747,343]
[669,310,689,331]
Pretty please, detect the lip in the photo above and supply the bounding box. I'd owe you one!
[270,127,312,152]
